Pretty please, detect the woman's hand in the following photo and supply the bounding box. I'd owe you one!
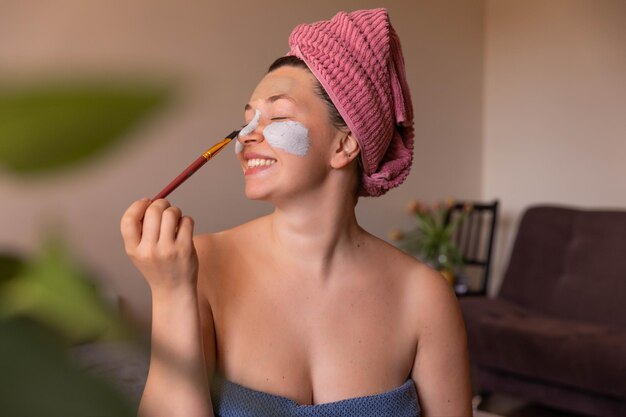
[121,198,199,294]
[123,199,213,416]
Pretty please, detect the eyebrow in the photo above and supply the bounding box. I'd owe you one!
[244,94,295,111]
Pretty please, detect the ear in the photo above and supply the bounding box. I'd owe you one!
[330,131,361,169]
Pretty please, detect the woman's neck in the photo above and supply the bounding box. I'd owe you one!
[267,184,362,278]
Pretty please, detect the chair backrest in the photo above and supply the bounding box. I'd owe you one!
[498,205,626,327]
[445,200,499,296]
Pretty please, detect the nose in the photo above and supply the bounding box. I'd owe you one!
[238,109,264,145]
[238,129,264,145]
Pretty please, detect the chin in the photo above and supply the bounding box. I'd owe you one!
[244,184,274,201]
[244,183,307,205]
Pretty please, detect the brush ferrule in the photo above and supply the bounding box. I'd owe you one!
[202,138,232,160]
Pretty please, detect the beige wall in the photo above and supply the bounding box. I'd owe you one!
[3,0,623,323]
[483,0,626,294]
[0,1,484,325]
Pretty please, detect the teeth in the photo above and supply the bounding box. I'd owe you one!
[247,158,276,168]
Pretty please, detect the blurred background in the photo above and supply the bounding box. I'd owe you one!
[0,0,624,414]
[2,0,624,326]
[0,0,486,327]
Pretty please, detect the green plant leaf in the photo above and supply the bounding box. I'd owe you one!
[0,81,169,175]
[0,317,135,417]
[0,236,131,344]
[0,253,25,285]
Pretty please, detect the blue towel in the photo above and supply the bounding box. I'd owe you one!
[211,376,421,417]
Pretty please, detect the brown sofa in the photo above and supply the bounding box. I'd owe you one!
[459,205,626,417]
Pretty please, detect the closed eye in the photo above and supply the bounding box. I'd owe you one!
[242,117,288,126]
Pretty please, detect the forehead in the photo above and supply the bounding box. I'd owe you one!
[249,66,317,103]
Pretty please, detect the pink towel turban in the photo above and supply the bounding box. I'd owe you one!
[287,8,414,197]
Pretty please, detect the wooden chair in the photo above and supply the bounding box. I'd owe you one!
[444,200,499,296]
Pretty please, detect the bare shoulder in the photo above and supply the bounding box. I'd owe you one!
[405,261,464,340]
[361,234,446,288]
[194,215,267,258]
[403,259,473,414]
[358,231,424,271]
[360,234,465,352]
[409,263,460,319]
[363,235,462,332]
[376,240,473,414]
[193,218,271,381]
[361,236,472,411]
[194,216,268,297]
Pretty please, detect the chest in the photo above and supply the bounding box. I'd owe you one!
[207,267,417,403]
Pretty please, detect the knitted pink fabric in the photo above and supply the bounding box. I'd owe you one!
[287,8,414,197]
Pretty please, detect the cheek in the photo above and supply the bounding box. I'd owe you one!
[263,121,310,157]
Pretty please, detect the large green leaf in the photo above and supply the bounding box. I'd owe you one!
[0,236,131,344]
[0,317,135,417]
[0,252,25,285]
[0,81,169,174]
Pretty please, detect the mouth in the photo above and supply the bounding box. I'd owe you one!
[242,152,277,172]
[246,158,277,168]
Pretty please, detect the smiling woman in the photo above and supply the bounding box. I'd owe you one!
[234,64,359,202]
[121,8,472,417]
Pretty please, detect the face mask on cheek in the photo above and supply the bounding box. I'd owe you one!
[234,111,310,157]
[262,121,310,156]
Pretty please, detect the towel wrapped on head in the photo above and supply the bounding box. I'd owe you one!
[287,8,414,197]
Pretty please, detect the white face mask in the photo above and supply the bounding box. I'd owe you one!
[236,109,310,157]
[238,109,261,138]
[262,121,309,157]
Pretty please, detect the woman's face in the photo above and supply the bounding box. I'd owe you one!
[237,65,343,202]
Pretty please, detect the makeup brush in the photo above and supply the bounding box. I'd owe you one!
[151,129,240,201]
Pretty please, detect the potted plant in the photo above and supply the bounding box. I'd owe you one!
[390,198,472,285]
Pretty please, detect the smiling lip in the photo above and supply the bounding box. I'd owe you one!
[242,151,276,162]
[241,151,277,175]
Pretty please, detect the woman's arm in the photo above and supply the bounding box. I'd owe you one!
[411,268,473,417]
[121,199,214,417]
[195,236,218,381]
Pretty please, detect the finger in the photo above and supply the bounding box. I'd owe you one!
[121,198,151,248]
[159,206,182,243]
[142,199,171,243]
[176,216,195,245]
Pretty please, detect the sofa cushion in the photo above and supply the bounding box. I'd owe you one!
[498,206,626,327]
[460,297,626,398]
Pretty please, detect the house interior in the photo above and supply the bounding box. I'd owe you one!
[0,1,624,416]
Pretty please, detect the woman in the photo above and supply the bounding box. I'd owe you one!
[121,8,472,417]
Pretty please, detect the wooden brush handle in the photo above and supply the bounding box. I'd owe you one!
[151,155,208,201]
[150,131,238,201]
